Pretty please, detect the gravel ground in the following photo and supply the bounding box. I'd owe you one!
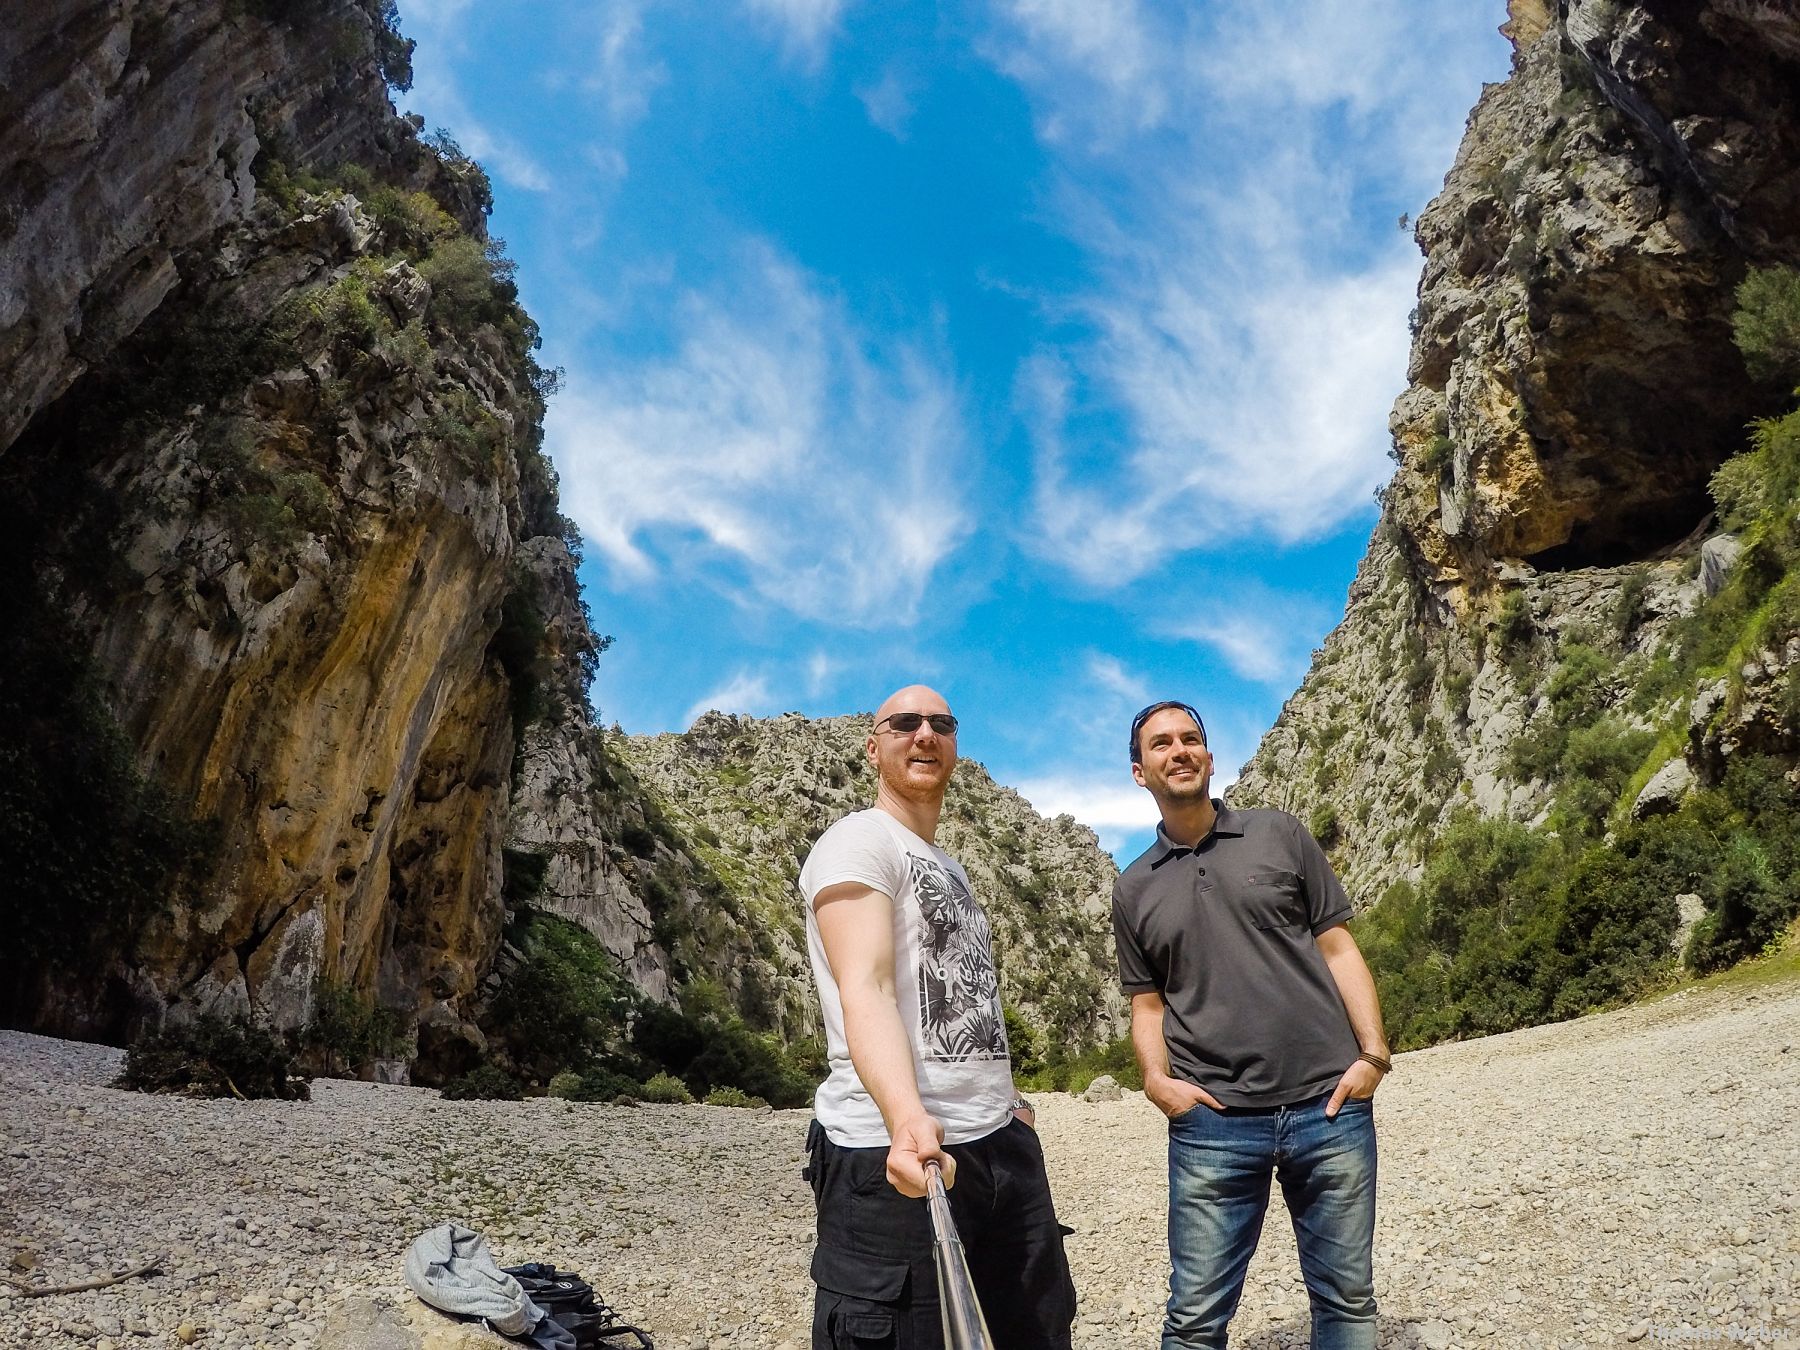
[2,977,1797,1350]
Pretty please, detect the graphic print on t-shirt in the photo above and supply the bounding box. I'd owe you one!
[910,853,1008,1062]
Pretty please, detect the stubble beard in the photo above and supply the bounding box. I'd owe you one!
[1158,768,1211,804]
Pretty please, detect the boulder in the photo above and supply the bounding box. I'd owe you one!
[1700,535,1743,598]
[1632,758,1695,820]
[1081,1074,1124,1103]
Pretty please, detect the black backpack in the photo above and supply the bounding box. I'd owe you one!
[504,1263,655,1350]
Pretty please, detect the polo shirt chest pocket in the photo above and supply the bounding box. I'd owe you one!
[1242,869,1306,930]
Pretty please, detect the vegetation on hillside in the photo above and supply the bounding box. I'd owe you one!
[1359,266,1800,1049]
[465,907,825,1107]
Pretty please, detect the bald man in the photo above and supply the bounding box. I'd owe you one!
[797,685,1076,1349]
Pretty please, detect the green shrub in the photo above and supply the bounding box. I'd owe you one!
[1710,454,1767,533]
[631,1002,706,1071]
[118,1013,309,1100]
[1016,1032,1143,1096]
[625,1001,818,1108]
[639,1071,695,1104]
[419,236,511,333]
[1308,804,1341,848]
[366,187,457,251]
[1733,265,1800,386]
[484,909,635,1086]
[1682,760,1800,971]
[1547,843,1679,1016]
[441,1064,524,1101]
[1553,718,1655,830]
[705,1086,767,1108]
[1611,567,1651,636]
[1495,591,1532,651]
[1686,836,1791,972]
[299,979,406,1078]
[1004,1005,1043,1076]
[1357,814,1562,1048]
[1506,716,1565,783]
[553,1067,641,1103]
[1423,434,1454,477]
[1545,642,1614,725]
[1444,669,1474,718]
[684,1018,815,1108]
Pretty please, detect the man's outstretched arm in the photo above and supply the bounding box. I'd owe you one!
[814,880,952,1197]
[1315,922,1391,1116]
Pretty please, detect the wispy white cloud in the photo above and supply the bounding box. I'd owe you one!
[682,670,778,727]
[855,70,915,140]
[986,3,1502,588]
[1015,775,1158,853]
[1163,589,1333,687]
[547,241,970,625]
[1026,249,1419,585]
[989,0,1164,142]
[741,0,849,67]
[805,651,841,698]
[1085,651,1148,705]
[582,1,666,126]
[400,0,662,196]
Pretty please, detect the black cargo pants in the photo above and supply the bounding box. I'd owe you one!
[802,1117,1077,1349]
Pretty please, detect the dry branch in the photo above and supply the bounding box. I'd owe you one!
[3,1254,165,1297]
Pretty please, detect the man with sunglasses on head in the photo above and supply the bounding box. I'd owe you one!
[1114,700,1391,1350]
[797,684,1076,1350]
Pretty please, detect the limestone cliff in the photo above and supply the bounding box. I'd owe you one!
[0,0,596,1077]
[1235,2,1800,917]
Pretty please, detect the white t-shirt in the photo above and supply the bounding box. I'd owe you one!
[799,808,1015,1147]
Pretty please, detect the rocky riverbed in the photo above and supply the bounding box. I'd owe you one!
[3,976,1797,1350]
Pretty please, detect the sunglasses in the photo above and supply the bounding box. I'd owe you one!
[876,711,959,736]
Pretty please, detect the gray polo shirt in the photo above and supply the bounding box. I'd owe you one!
[1112,802,1359,1108]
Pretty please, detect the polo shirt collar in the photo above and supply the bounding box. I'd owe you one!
[1149,800,1242,866]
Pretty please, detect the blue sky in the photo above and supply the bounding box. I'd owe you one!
[394,0,1512,862]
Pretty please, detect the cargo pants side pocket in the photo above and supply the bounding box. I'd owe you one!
[810,1246,912,1349]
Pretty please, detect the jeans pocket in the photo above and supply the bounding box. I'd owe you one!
[1168,1099,1218,1123]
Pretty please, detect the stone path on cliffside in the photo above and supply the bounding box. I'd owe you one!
[3,977,1798,1350]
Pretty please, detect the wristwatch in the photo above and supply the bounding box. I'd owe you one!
[1009,1094,1034,1115]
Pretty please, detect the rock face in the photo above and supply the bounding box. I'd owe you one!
[606,712,1127,1051]
[0,1,421,455]
[1235,1,1800,905]
[0,0,592,1077]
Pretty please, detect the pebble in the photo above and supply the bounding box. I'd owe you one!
[2,980,1798,1348]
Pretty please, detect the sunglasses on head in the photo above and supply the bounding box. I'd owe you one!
[876,711,959,736]
[1129,700,1206,763]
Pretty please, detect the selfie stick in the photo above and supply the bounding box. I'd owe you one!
[923,1160,997,1350]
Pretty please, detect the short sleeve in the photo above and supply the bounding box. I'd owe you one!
[1112,884,1159,994]
[1291,814,1353,934]
[799,812,907,907]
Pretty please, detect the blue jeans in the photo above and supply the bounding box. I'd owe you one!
[1164,1094,1377,1349]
